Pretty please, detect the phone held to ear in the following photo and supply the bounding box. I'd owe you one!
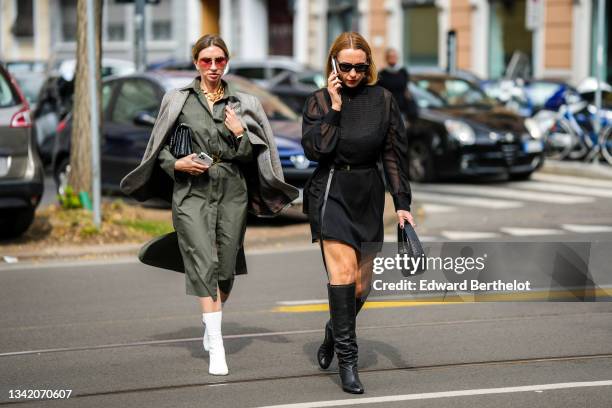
[332,57,339,75]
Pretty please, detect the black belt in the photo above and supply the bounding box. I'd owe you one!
[334,163,377,171]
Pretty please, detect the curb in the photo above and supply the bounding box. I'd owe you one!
[540,159,612,180]
[2,243,142,264]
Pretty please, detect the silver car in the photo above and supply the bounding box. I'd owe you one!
[0,64,44,238]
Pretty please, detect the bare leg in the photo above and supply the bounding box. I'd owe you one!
[322,240,359,284]
[199,287,224,313]
[355,253,375,301]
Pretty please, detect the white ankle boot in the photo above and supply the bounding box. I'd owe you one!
[202,314,209,351]
[203,311,228,375]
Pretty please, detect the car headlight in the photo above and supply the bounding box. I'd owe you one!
[524,118,543,139]
[445,120,475,145]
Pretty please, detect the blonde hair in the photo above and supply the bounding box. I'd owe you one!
[326,32,378,86]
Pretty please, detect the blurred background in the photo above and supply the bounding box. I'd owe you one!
[1,0,611,240]
[0,0,609,83]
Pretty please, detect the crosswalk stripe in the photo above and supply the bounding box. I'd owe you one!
[414,192,523,209]
[532,172,612,189]
[508,180,612,198]
[420,203,457,213]
[561,224,612,233]
[414,184,592,204]
[500,227,565,236]
[440,231,501,240]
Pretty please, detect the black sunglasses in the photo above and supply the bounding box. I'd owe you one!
[338,62,370,73]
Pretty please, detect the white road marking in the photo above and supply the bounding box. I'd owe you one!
[561,224,612,233]
[508,180,612,198]
[415,184,592,204]
[384,234,439,242]
[533,172,612,188]
[420,203,457,213]
[440,231,501,240]
[500,227,565,236]
[253,380,612,408]
[415,192,523,209]
[0,246,320,272]
[277,299,328,306]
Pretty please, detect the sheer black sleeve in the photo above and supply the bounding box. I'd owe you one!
[301,92,341,161]
[383,94,412,212]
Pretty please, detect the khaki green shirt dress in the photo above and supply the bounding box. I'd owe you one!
[158,79,253,299]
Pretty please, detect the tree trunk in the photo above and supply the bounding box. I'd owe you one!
[68,0,102,194]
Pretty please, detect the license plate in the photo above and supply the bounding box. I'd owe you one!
[523,140,543,153]
[0,156,9,177]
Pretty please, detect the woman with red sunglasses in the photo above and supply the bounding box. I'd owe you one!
[121,34,297,377]
[302,32,415,394]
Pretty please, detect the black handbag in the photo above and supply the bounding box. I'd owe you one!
[397,223,427,276]
[168,123,193,158]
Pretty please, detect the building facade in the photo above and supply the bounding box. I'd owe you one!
[1,0,608,85]
[1,0,201,67]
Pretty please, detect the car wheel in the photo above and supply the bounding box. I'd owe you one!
[54,158,71,195]
[408,139,436,182]
[509,171,533,181]
[0,207,35,239]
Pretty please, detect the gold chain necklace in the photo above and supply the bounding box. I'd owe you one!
[201,83,224,103]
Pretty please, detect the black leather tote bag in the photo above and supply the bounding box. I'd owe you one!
[397,223,427,276]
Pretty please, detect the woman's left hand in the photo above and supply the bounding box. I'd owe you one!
[225,106,244,137]
[397,210,416,228]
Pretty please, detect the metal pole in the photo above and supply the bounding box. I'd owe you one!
[594,0,605,132]
[447,30,457,75]
[86,0,101,228]
[134,0,147,71]
[588,0,606,163]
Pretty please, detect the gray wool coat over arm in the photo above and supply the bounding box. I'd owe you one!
[119,80,299,216]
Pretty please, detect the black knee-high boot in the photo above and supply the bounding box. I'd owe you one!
[318,292,366,369]
[328,283,364,394]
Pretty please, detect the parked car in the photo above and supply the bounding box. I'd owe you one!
[406,73,545,182]
[52,72,315,201]
[33,58,137,166]
[0,64,44,238]
[4,60,47,75]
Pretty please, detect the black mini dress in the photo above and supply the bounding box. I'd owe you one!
[301,83,412,254]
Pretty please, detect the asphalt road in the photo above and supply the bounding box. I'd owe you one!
[4,170,612,407]
[0,247,611,407]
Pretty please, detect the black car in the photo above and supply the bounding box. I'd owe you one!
[52,72,315,199]
[406,74,545,182]
[0,64,44,238]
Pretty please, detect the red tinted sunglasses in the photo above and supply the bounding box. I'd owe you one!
[197,57,228,69]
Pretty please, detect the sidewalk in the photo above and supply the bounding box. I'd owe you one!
[540,159,612,180]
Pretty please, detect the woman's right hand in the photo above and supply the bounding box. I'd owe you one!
[327,72,342,111]
[174,153,209,176]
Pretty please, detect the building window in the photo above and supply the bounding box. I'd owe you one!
[402,1,438,67]
[488,0,532,79]
[12,0,34,38]
[268,0,294,56]
[59,0,77,42]
[105,1,129,42]
[149,0,172,41]
[327,0,358,47]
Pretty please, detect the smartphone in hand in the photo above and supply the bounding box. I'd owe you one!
[193,152,214,166]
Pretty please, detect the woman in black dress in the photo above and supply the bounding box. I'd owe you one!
[302,32,415,394]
